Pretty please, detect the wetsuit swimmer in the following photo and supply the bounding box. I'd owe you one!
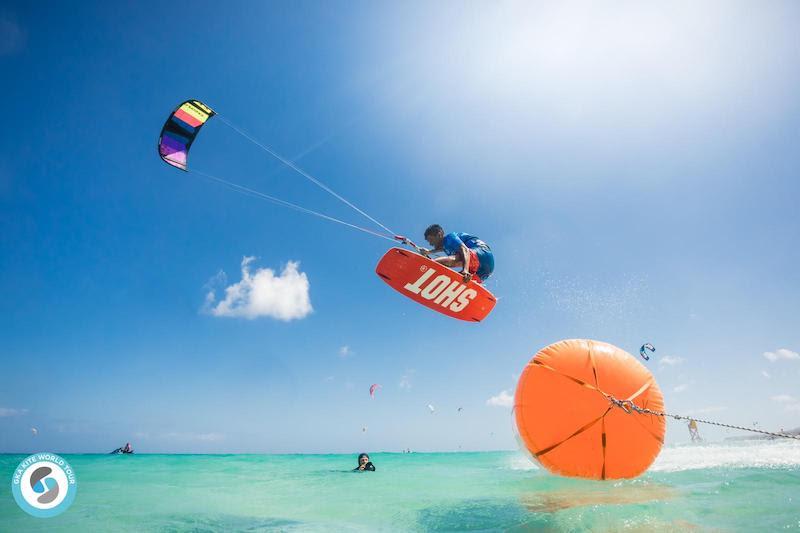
[354,453,376,471]
[422,224,495,283]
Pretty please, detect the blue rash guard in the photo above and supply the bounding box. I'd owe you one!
[441,232,495,281]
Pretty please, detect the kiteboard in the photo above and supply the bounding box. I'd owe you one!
[375,248,496,322]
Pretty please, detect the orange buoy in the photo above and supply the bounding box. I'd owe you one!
[514,339,665,480]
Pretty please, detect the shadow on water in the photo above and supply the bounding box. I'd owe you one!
[519,482,678,513]
[415,499,554,531]
[414,483,708,532]
[158,513,303,532]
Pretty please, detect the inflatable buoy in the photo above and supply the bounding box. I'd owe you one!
[514,339,665,480]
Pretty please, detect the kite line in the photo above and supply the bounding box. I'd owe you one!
[190,168,397,243]
[216,114,397,237]
[158,99,417,247]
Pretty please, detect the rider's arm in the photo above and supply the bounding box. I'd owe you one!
[460,243,472,278]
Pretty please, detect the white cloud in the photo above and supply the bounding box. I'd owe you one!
[0,407,27,417]
[673,384,688,393]
[202,270,227,297]
[486,390,514,408]
[658,355,684,367]
[771,394,797,404]
[761,370,770,379]
[772,393,800,412]
[338,345,353,358]
[762,348,800,362]
[204,257,312,321]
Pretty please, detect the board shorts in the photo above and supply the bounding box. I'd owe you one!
[467,246,494,282]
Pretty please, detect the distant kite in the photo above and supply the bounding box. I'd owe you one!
[640,343,655,361]
[428,404,435,414]
[457,407,463,412]
[30,427,38,436]
[369,384,381,399]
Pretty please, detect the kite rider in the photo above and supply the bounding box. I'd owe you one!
[111,442,134,454]
[421,224,494,283]
[688,420,701,443]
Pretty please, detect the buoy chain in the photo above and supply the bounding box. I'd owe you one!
[604,394,800,441]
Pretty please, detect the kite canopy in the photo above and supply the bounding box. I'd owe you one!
[640,343,655,361]
[158,100,215,171]
[514,339,665,480]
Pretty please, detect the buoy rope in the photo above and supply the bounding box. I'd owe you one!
[604,394,800,441]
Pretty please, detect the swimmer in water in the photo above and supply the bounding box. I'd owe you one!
[354,453,375,471]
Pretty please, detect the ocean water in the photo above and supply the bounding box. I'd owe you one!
[1,440,798,532]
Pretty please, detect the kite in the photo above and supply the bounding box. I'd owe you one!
[158,100,215,171]
[639,343,655,361]
[369,384,381,399]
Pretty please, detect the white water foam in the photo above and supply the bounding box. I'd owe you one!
[651,439,800,472]
[505,439,800,473]
[507,452,540,471]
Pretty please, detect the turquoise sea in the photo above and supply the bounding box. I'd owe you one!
[2,440,799,532]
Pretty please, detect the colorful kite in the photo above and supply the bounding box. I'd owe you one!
[158,100,215,171]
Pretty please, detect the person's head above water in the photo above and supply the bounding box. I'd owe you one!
[355,452,375,471]
[424,224,445,249]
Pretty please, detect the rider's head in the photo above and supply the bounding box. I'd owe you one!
[424,224,445,248]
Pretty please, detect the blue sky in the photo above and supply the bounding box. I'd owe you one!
[1,1,799,453]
